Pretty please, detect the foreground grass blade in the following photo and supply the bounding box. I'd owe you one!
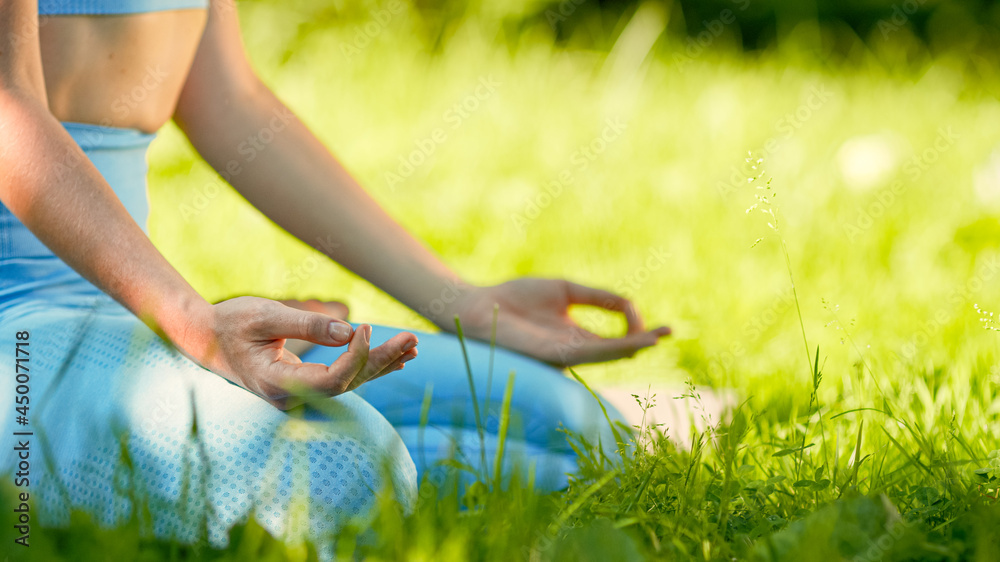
[568,367,631,469]
[454,315,488,482]
[493,370,516,492]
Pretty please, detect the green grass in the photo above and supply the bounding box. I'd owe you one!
[9,0,1000,559]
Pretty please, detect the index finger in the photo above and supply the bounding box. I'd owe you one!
[278,324,371,398]
[555,328,670,366]
[565,281,645,334]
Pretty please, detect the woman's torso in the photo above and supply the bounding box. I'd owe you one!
[0,6,210,301]
[39,7,208,133]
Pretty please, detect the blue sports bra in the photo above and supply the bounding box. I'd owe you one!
[38,0,209,16]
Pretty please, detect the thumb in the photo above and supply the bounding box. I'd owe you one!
[253,301,354,345]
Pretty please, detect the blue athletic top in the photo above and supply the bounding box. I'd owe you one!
[38,0,209,16]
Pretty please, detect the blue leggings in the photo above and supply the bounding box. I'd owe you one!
[0,122,627,556]
[302,325,627,490]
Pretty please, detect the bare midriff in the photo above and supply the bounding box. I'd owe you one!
[38,9,207,133]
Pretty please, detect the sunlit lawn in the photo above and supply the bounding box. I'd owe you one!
[151,2,1000,399]
[15,0,1000,559]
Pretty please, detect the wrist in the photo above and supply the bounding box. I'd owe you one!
[416,278,481,331]
[430,284,500,339]
[152,290,215,364]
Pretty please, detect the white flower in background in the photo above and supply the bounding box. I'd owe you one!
[973,148,1000,206]
[697,85,739,137]
[836,132,904,192]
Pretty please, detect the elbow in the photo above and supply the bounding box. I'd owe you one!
[0,82,47,115]
[173,73,269,139]
[0,62,49,109]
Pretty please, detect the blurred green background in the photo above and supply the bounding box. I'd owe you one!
[146,0,1000,410]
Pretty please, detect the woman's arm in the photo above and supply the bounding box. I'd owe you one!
[174,1,465,328]
[0,0,416,409]
[175,1,671,366]
[0,0,204,348]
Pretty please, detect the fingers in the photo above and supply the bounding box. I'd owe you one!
[270,324,370,398]
[259,325,371,409]
[348,346,418,391]
[322,324,372,392]
[278,326,418,397]
[373,343,419,379]
[564,281,646,334]
[263,359,340,410]
[252,301,354,346]
[552,327,671,366]
[275,299,350,356]
[355,332,418,384]
[279,299,350,320]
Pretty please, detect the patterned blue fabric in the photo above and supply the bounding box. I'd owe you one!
[303,326,626,490]
[0,123,153,263]
[38,0,208,16]
[0,123,415,558]
[0,121,627,555]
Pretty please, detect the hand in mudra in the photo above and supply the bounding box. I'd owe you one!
[280,298,349,357]
[187,297,417,410]
[444,278,670,366]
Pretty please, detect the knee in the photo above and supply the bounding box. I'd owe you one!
[502,370,627,449]
[242,407,417,549]
[300,394,419,514]
[300,433,417,522]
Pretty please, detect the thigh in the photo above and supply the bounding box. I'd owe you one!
[302,325,628,454]
[0,297,416,549]
[395,425,578,492]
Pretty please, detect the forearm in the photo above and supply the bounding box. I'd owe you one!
[176,85,472,327]
[0,90,211,351]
